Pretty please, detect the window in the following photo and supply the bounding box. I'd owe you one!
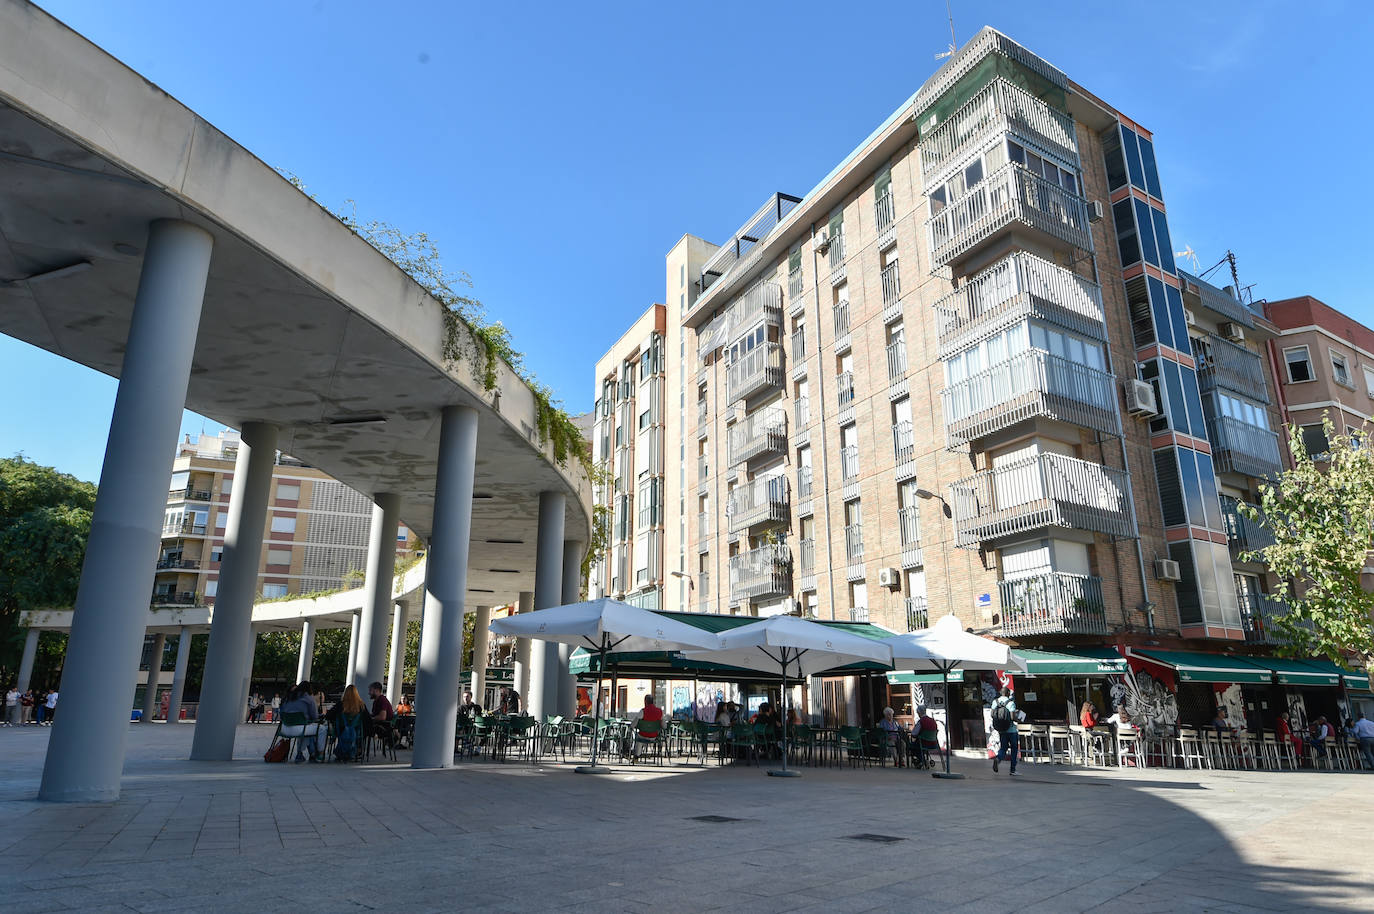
[270,516,296,534]
[1300,424,1330,457]
[397,526,409,542]
[1364,366,1374,397]
[266,549,292,566]
[1112,199,1140,268]
[221,477,233,495]
[204,580,218,598]
[1216,392,1270,430]
[680,264,685,288]
[210,546,223,563]
[261,583,288,599]
[1284,346,1313,383]
[170,471,189,491]
[1330,350,1352,388]
[276,483,300,501]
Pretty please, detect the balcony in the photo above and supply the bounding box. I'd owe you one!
[727,476,790,533]
[788,268,804,302]
[698,459,710,483]
[832,300,851,349]
[952,453,1135,548]
[849,607,870,623]
[156,558,201,571]
[729,544,792,602]
[696,400,708,427]
[797,466,814,501]
[727,407,788,466]
[1193,333,1269,404]
[791,326,806,363]
[162,518,208,536]
[892,422,914,464]
[828,230,846,273]
[168,484,213,503]
[905,596,929,631]
[875,190,896,249]
[898,505,922,567]
[836,371,855,416]
[933,251,1106,359]
[919,77,1078,188]
[887,339,907,383]
[942,349,1120,449]
[844,523,864,562]
[697,511,710,544]
[1220,495,1275,561]
[795,396,810,432]
[151,591,200,607]
[880,260,901,305]
[997,572,1108,637]
[798,537,815,575]
[726,282,784,347]
[927,163,1093,269]
[699,571,710,599]
[840,446,859,485]
[1240,593,1290,646]
[1208,416,1282,478]
[726,341,784,402]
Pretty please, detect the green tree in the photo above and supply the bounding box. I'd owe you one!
[0,456,97,684]
[1242,418,1374,670]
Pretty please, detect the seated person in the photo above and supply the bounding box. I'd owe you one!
[325,685,372,760]
[499,686,522,715]
[914,704,942,766]
[639,694,664,725]
[278,683,324,763]
[1080,701,1098,729]
[1211,709,1233,737]
[368,681,396,747]
[396,695,414,715]
[1310,716,1331,762]
[877,706,909,767]
[1105,705,1134,731]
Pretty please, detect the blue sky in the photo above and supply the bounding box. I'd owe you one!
[4,0,1371,483]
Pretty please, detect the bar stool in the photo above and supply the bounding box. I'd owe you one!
[1047,725,1074,764]
[1176,726,1209,770]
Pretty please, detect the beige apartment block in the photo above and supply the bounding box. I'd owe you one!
[153,431,419,608]
[1264,295,1374,446]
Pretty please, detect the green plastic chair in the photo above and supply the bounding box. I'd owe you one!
[275,711,322,761]
[633,719,664,765]
[839,726,868,768]
[730,724,760,766]
[792,724,817,767]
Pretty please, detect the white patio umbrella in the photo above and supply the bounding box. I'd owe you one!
[681,615,894,777]
[882,614,1025,778]
[488,598,721,772]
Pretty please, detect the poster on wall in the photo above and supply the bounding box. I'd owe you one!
[672,685,692,719]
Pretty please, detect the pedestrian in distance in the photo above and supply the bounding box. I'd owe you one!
[991,687,1019,776]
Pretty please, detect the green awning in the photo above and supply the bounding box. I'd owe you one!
[1243,656,1339,687]
[1288,658,1372,690]
[887,670,964,685]
[1013,647,1127,677]
[1131,649,1272,684]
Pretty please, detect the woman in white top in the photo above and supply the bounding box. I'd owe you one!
[1106,706,1135,731]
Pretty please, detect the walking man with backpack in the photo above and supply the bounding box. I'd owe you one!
[991,687,1019,776]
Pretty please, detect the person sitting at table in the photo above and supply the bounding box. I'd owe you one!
[785,707,800,730]
[1211,708,1232,737]
[279,683,324,763]
[367,681,396,749]
[1106,705,1134,731]
[639,694,664,725]
[396,695,413,715]
[714,701,731,729]
[1080,701,1099,729]
[913,704,941,767]
[499,686,521,715]
[1310,716,1331,764]
[1276,712,1303,761]
[877,706,909,767]
[325,685,371,761]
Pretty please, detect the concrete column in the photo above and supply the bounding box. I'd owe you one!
[296,619,315,683]
[39,219,213,803]
[140,633,166,722]
[412,406,478,769]
[189,421,279,762]
[527,492,565,722]
[16,627,39,693]
[513,591,533,704]
[470,605,490,705]
[344,611,360,689]
[166,627,192,724]
[386,601,409,705]
[560,540,584,718]
[354,493,401,691]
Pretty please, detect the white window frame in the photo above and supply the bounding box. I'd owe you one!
[1363,365,1374,398]
[1328,348,1352,388]
[270,516,296,534]
[1283,345,1313,383]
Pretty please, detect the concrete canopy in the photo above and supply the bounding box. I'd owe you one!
[0,1,592,608]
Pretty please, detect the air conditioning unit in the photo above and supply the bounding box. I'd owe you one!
[1183,308,1198,327]
[1219,321,1246,343]
[1087,200,1104,223]
[1124,379,1159,418]
[814,233,831,253]
[1155,558,1182,582]
[877,567,901,589]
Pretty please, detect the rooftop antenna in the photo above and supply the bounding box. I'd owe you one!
[935,0,957,60]
[1176,245,1200,273]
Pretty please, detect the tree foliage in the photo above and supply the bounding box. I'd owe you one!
[0,456,97,683]
[1241,417,1374,669]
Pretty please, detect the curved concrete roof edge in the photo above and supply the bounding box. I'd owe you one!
[0,0,592,529]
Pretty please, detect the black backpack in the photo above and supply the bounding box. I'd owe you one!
[991,699,1013,733]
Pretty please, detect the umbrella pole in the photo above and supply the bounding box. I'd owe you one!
[768,652,800,778]
[576,636,611,774]
[932,661,965,780]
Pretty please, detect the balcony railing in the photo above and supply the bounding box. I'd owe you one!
[942,348,1121,448]
[151,591,200,607]
[788,268,804,301]
[729,544,792,602]
[1193,333,1269,404]
[698,511,710,541]
[726,281,783,347]
[795,396,810,431]
[927,163,1093,268]
[156,558,201,571]
[797,466,814,500]
[875,189,895,232]
[1240,593,1290,646]
[699,571,710,598]
[919,77,1078,186]
[887,339,907,382]
[849,606,870,623]
[791,326,806,362]
[727,407,788,466]
[697,401,708,426]
[799,537,816,574]
[836,372,855,412]
[1207,416,1282,478]
[905,596,929,631]
[840,446,859,483]
[698,460,710,482]
[833,300,851,342]
[952,453,1135,547]
[898,505,921,549]
[880,260,901,305]
[932,251,1106,358]
[844,523,864,561]
[727,476,790,532]
[828,231,846,271]
[1219,495,1275,561]
[169,485,213,502]
[997,572,1108,637]
[162,518,207,536]
[892,422,914,464]
[726,341,784,402]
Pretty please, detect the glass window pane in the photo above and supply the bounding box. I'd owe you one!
[1134,199,1159,266]
[1121,125,1146,188]
[1138,136,1162,199]
[965,159,983,188]
[1196,453,1222,530]
[1104,143,1127,190]
[1177,449,1203,525]
[1179,367,1206,438]
[1147,277,1172,350]
[1165,285,1189,353]
[1009,141,1025,165]
[1163,360,1187,433]
[1112,199,1140,268]
[1152,208,1175,274]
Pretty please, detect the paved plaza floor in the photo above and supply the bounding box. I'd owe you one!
[0,722,1368,913]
